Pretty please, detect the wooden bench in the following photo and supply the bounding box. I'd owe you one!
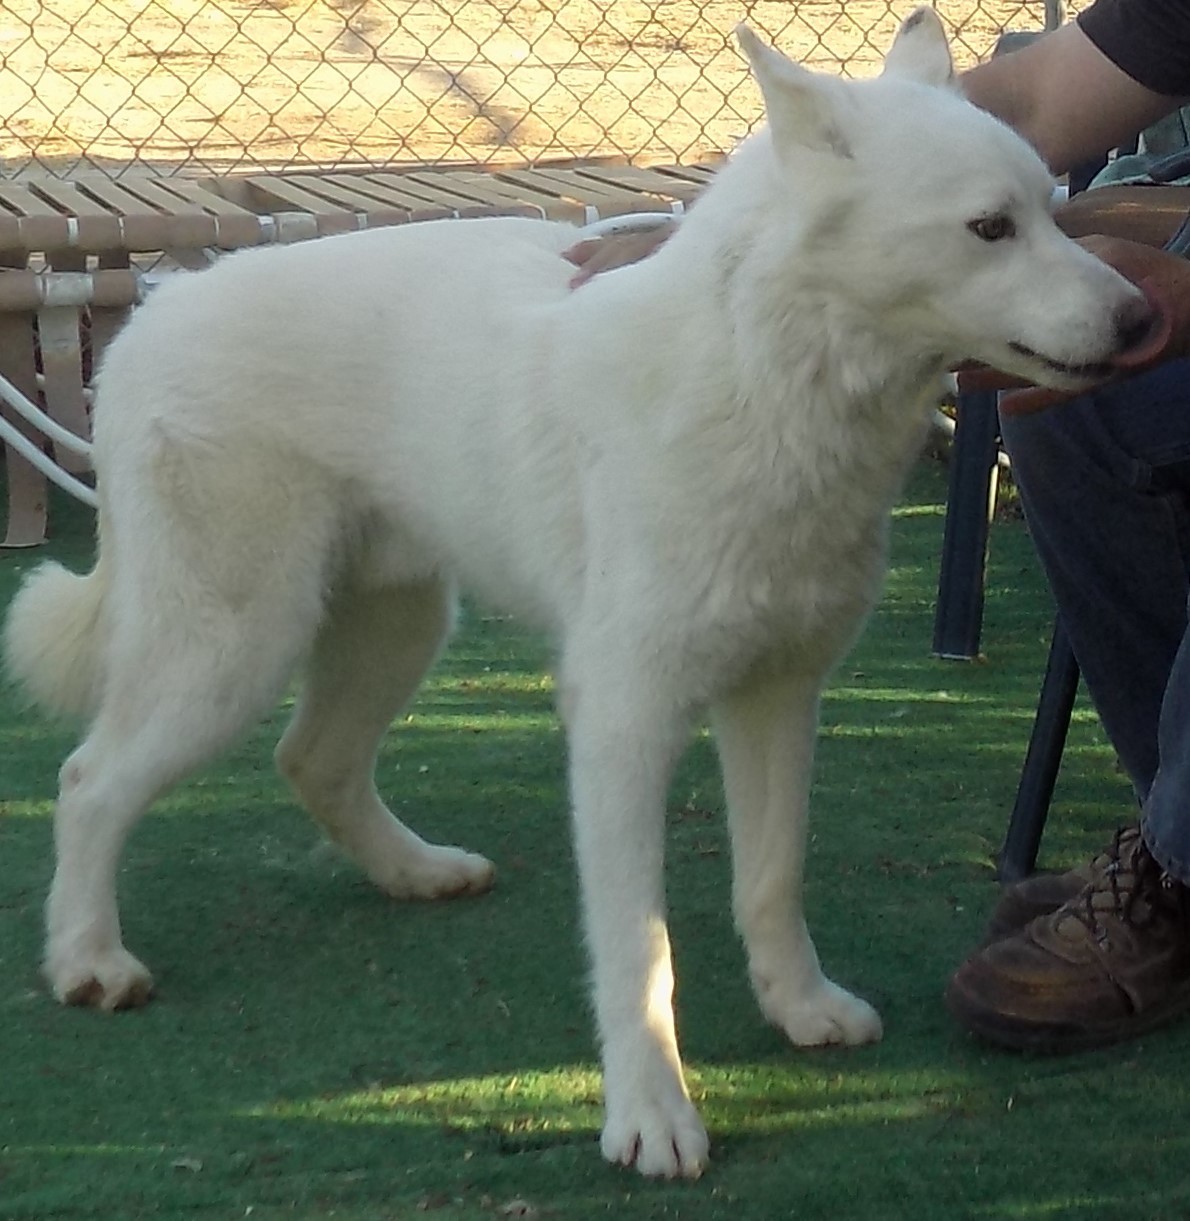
[0,160,715,547]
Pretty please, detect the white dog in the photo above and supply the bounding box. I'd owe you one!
[4,10,1154,1178]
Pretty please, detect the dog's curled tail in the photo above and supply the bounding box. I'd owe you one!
[3,557,107,720]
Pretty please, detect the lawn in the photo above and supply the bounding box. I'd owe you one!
[1,460,1185,1221]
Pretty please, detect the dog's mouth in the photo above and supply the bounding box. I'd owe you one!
[1005,282,1173,386]
[1005,341,1112,382]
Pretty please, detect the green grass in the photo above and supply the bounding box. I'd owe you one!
[1,462,1185,1221]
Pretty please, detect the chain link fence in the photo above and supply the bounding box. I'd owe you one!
[2,1,1079,180]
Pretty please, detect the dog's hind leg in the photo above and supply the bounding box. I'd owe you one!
[45,605,313,1011]
[711,668,883,1047]
[275,579,495,900]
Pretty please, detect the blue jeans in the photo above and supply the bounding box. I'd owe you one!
[999,360,1190,885]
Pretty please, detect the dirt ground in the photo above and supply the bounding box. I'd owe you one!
[1,1,1064,179]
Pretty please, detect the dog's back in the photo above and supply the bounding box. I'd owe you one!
[89,217,594,621]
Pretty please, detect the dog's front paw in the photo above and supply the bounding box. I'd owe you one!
[601,1090,710,1179]
[45,943,155,1011]
[759,975,883,1047]
[376,843,496,901]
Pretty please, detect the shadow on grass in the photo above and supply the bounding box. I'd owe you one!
[2,463,1186,1221]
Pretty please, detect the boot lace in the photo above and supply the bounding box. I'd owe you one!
[1071,826,1183,945]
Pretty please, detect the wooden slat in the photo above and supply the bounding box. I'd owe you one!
[481,171,593,223]
[509,166,653,208]
[157,178,268,248]
[25,181,124,250]
[0,183,72,251]
[570,164,705,207]
[314,174,435,221]
[352,172,477,216]
[396,171,548,218]
[406,167,589,220]
[494,167,604,195]
[0,268,141,311]
[273,174,410,228]
[321,170,539,223]
[238,176,363,237]
[37,305,91,475]
[0,310,48,547]
[652,163,719,187]
[490,167,676,221]
[75,177,215,251]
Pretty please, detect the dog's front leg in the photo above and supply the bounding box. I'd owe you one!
[711,669,883,1047]
[563,665,709,1179]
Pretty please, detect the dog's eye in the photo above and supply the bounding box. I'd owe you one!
[967,213,1016,242]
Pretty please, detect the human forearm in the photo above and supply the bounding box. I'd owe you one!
[959,21,1178,174]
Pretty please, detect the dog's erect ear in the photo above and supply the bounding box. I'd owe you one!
[881,7,955,87]
[736,24,853,159]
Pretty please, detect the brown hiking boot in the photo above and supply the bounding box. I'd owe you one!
[947,825,1190,1052]
[985,821,1153,941]
[984,866,1093,943]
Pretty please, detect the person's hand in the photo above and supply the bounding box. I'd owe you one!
[959,234,1187,413]
[563,222,677,288]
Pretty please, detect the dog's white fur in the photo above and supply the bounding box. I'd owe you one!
[4,11,1148,1178]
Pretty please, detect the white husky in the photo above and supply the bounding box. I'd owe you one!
[4,10,1153,1178]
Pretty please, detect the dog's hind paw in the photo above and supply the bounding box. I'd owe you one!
[45,945,155,1012]
[761,976,883,1047]
[601,1096,710,1179]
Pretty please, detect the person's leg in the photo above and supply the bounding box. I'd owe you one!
[998,360,1190,799]
[948,361,1190,1050]
[1142,624,1190,884]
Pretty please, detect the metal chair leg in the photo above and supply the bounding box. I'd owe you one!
[998,619,1080,882]
[933,389,1001,660]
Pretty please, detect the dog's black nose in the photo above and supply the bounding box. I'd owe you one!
[1114,294,1158,355]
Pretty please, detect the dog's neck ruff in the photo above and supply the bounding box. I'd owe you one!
[654,137,944,475]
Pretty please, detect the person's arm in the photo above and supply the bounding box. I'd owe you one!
[564,221,678,287]
[959,20,1180,174]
